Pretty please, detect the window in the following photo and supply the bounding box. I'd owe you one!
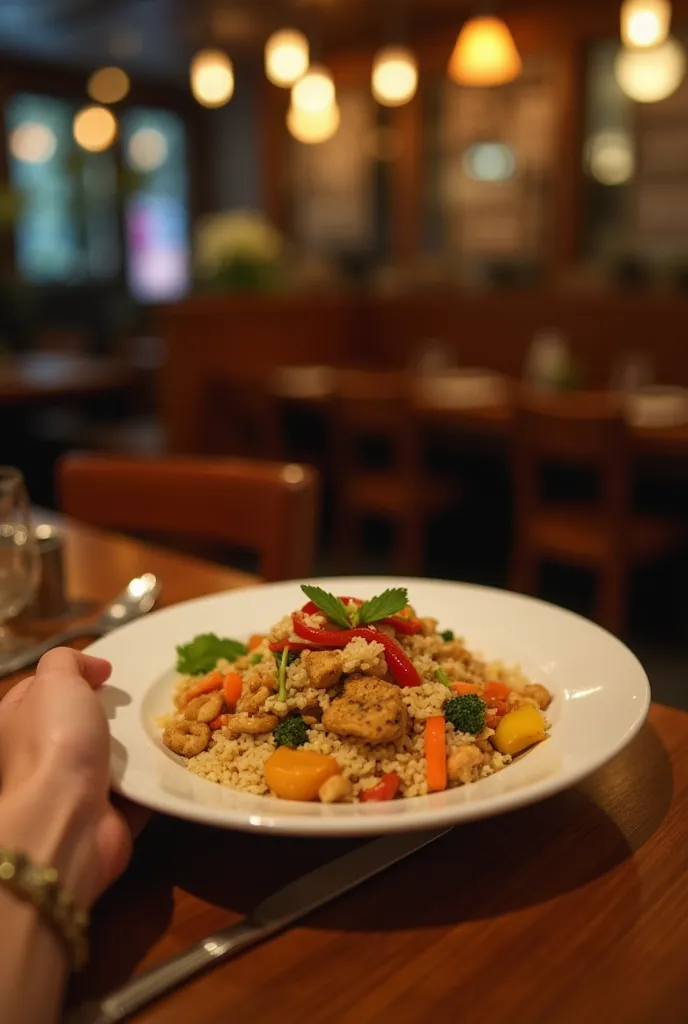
[121,108,190,301]
[4,93,190,300]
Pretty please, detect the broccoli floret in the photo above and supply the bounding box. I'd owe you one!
[274,715,309,749]
[444,693,485,735]
[440,629,454,642]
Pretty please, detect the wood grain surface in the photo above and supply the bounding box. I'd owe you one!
[3,520,686,1022]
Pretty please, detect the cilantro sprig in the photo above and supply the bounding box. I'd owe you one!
[300,584,409,628]
[176,633,248,675]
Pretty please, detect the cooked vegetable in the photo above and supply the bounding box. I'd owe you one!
[434,667,452,689]
[248,634,265,652]
[223,672,243,710]
[300,585,351,629]
[484,681,510,700]
[451,681,482,695]
[492,706,546,756]
[176,634,248,675]
[182,670,224,704]
[250,652,263,665]
[360,772,401,802]
[292,617,421,688]
[209,714,228,731]
[274,715,309,749]
[444,693,486,735]
[264,746,340,801]
[425,717,447,792]
[273,646,299,702]
[485,699,507,729]
[440,629,454,642]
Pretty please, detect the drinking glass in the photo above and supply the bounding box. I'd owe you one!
[0,468,40,652]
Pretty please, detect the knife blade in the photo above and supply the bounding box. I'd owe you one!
[67,826,450,1024]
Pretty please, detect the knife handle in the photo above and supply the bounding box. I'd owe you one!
[66,919,269,1024]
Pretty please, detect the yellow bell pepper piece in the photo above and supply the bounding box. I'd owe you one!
[264,746,341,801]
[492,706,546,756]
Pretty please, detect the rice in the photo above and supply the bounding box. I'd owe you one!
[163,605,549,802]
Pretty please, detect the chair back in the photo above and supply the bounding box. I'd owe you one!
[203,374,283,460]
[58,454,318,581]
[513,390,630,542]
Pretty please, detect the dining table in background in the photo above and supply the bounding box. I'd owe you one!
[0,517,686,1022]
[0,352,135,407]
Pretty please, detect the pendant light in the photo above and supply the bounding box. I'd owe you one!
[372,45,418,106]
[73,105,118,152]
[265,28,309,87]
[615,36,686,102]
[621,0,671,49]
[190,48,234,108]
[287,102,340,144]
[448,15,522,87]
[291,63,335,114]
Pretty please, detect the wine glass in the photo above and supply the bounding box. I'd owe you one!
[0,468,40,653]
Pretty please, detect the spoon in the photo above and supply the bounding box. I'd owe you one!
[0,574,161,677]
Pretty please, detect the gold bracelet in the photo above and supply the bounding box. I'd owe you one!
[0,846,89,970]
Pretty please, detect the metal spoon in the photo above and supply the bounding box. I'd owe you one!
[0,574,161,677]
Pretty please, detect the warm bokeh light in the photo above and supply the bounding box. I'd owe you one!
[586,130,635,184]
[448,16,522,87]
[615,37,686,102]
[265,28,309,87]
[291,64,335,113]
[287,102,340,144]
[621,0,671,48]
[87,66,130,104]
[190,49,234,108]
[9,121,57,164]
[372,46,418,106]
[72,105,118,152]
[127,127,169,171]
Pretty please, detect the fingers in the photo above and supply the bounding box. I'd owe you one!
[35,647,113,688]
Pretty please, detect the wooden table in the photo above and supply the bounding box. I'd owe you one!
[3,520,687,1022]
[0,353,134,406]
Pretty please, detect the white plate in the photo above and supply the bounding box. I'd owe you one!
[88,578,650,837]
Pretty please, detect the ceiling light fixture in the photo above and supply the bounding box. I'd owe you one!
[73,105,118,152]
[621,0,672,49]
[291,63,335,113]
[448,15,522,87]
[372,45,418,106]
[287,102,340,144]
[265,28,309,87]
[615,37,686,102]
[190,48,234,108]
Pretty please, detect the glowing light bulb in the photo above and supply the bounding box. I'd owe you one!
[73,105,118,152]
[190,49,234,108]
[87,66,130,104]
[265,28,309,87]
[615,37,686,102]
[287,102,340,144]
[621,0,671,48]
[448,16,522,87]
[372,46,418,106]
[291,64,335,113]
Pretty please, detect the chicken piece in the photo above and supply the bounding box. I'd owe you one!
[523,683,552,710]
[447,744,483,785]
[163,721,211,757]
[322,676,408,744]
[419,616,439,637]
[506,691,540,713]
[475,726,495,753]
[305,650,343,689]
[222,713,279,736]
[237,676,273,715]
[184,691,224,723]
[318,775,353,804]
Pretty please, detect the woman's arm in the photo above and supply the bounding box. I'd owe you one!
[0,649,133,1024]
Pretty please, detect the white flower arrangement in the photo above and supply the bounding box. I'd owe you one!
[195,209,283,278]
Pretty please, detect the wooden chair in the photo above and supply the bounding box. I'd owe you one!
[58,454,318,582]
[202,374,283,461]
[510,391,683,634]
[330,370,457,575]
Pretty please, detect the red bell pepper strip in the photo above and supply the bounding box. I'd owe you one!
[300,597,422,636]
[360,772,401,802]
[292,616,421,688]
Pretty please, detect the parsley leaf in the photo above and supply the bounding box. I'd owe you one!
[176,634,248,675]
[300,585,351,629]
[434,667,452,689]
[440,629,454,642]
[358,588,409,626]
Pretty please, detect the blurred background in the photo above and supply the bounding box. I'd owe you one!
[1,0,688,699]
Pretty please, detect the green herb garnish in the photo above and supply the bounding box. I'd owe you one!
[274,715,309,748]
[440,629,454,642]
[434,667,452,689]
[250,652,263,665]
[273,648,299,701]
[176,634,248,676]
[358,588,409,626]
[300,585,351,629]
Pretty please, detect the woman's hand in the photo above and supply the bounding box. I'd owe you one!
[0,648,132,910]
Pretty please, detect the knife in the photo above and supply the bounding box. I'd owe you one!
[67,827,450,1024]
